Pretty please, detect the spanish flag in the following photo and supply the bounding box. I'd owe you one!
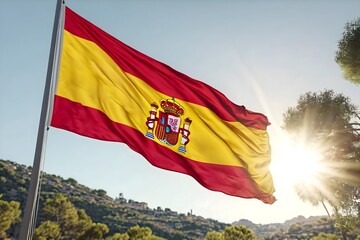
[51,7,275,204]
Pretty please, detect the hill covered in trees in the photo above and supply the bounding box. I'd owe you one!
[1,159,355,239]
[0,159,228,239]
[234,215,348,240]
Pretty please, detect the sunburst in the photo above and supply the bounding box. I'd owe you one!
[274,131,360,208]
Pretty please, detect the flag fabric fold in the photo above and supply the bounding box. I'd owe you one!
[51,7,275,204]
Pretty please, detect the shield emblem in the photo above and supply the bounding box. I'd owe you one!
[145,98,192,152]
[155,111,181,146]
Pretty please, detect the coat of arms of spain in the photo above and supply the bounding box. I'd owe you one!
[145,98,192,153]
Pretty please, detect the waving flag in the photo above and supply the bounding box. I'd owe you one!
[51,7,275,203]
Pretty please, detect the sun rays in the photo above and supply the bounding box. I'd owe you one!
[276,138,326,187]
[273,129,360,208]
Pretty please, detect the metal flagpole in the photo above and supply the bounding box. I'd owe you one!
[19,0,65,239]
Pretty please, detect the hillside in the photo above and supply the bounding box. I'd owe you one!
[233,215,344,240]
[1,159,351,240]
[0,159,228,239]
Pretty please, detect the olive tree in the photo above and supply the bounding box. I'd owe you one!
[282,90,360,239]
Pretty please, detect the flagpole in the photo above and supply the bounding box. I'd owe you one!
[19,0,65,239]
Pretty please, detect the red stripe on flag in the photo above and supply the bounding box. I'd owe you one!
[63,7,270,130]
[51,95,275,204]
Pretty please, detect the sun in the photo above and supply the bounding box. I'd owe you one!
[271,128,360,208]
[272,137,325,188]
[285,144,323,185]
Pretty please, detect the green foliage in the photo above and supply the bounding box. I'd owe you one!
[65,177,78,186]
[105,232,130,240]
[205,231,225,240]
[335,18,360,84]
[288,224,301,233]
[75,209,94,236]
[0,195,21,238]
[103,225,165,240]
[92,189,107,197]
[78,223,109,240]
[223,226,256,240]
[334,213,360,238]
[37,194,100,239]
[35,194,165,240]
[126,225,163,240]
[311,232,340,240]
[205,226,257,240]
[43,194,80,238]
[283,90,360,196]
[34,220,60,240]
[283,90,357,139]
[282,90,360,239]
[0,176,6,183]
[0,159,228,239]
[0,162,349,240]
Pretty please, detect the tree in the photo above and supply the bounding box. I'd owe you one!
[65,177,78,186]
[288,223,301,233]
[127,225,153,239]
[283,90,360,239]
[73,209,93,237]
[40,194,95,239]
[223,226,256,240]
[204,226,256,240]
[334,213,360,240]
[42,194,80,239]
[335,18,360,85]
[91,189,107,197]
[205,231,225,240]
[0,195,21,238]
[105,233,130,240]
[126,225,163,240]
[78,223,109,240]
[34,220,60,240]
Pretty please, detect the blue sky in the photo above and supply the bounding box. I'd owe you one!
[1,0,359,224]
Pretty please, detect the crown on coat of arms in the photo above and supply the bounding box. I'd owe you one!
[160,98,185,116]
